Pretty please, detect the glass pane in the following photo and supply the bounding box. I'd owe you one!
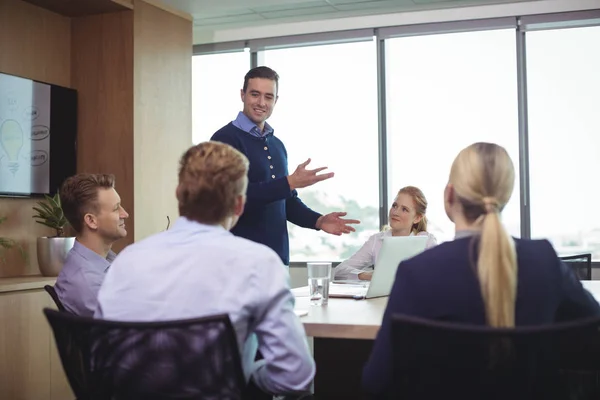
[386,29,520,243]
[192,51,250,144]
[259,41,380,262]
[527,26,600,260]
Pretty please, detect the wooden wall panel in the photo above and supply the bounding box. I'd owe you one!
[21,0,132,17]
[0,289,72,400]
[0,0,71,277]
[0,0,71,87]
[71,11,135,252]
[133,0,192,241]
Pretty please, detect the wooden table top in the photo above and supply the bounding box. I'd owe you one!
[293,280,600,341]
[294,288,387,340]
[582,280,600,301]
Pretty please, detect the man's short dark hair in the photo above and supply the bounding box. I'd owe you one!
[243,66,279,94]
[60,174,116,233]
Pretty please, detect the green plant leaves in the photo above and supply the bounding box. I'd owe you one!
[0,217,28,264]
[0,237,16,248]
[32,193,69,237]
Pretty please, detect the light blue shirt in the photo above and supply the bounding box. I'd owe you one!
[232,111,274,137]
[55,240,116,316]
[95,217,315,394]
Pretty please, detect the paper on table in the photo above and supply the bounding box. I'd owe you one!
[291,283,367,298]
[291,286,310,297]
[331,282,368,288]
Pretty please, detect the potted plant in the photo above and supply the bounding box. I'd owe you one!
[32,193,75,276]
[0,216,27,264]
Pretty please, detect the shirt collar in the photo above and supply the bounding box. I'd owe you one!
[454,229,480,239]
[234,111,274,137]
[72,240,114,272]
[172,216,230,235]
[107,250,117,263]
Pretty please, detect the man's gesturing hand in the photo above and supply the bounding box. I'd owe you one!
[287,158,334,191]
[315,212,361,236]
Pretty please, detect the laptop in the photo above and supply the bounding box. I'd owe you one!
[329,235,429,300]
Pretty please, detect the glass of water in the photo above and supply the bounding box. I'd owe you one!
[307,262,331,306]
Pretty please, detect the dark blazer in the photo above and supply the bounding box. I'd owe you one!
[362,236,600,396]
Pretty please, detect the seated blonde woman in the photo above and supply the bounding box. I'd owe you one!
[333,186,437,281]
[362,143,600,397]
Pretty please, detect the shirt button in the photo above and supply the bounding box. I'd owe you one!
[268,156,272,160]
[264,146,268,150]
[271,175,275,179]
[270,165,273,169]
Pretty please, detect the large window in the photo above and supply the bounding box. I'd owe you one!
[192,51,250,144]
[527,26,600,259]
[191,14,600,265]
[385,29,521,243]
[258,41,380,261]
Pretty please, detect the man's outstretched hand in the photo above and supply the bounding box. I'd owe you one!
[315,212,361,236]
[288,158,334,191]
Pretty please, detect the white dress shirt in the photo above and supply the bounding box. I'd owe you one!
[95,217,315,395]
[333,230,437,280]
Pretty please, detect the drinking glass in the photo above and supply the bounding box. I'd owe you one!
[307,262,331,306]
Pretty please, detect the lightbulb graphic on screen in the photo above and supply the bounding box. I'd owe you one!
[0,119,24,175]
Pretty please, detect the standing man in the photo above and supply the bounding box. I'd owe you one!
[54,173,129,316]
[211,66,360,265]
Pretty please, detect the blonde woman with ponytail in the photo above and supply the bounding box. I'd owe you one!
[446,143,518,327]
[363,142,600,397]
[334,186,437,281]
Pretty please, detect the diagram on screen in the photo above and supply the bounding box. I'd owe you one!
[0,119,25,175]
[0,73,51,194]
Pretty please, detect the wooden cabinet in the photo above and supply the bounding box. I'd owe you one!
[0,277,73,400]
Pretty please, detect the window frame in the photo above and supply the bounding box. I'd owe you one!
[191,10,600,262]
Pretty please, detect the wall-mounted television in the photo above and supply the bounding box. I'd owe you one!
[0,72,77,197]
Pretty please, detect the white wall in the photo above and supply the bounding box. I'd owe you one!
[194,0,600,44]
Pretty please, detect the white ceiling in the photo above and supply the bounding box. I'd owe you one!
[158,0,534,29]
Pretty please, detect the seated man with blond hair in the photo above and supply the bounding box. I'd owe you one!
[95,141,315,396]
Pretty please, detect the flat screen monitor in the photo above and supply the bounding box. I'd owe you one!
[0,72,77,197]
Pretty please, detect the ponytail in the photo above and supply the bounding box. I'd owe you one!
[450,142,517,328]
[477,197,517,328]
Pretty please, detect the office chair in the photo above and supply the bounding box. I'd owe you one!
[560,253,592,281]
[44,284,67,312]
[44,308,247,400]
[385,313,600,400]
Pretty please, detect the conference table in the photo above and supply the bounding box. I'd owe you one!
[292,280,600,398]
[292,288,385,399]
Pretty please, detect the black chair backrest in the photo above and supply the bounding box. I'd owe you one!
[43,308,247,400]
[560,253,592,280]
[390,314,600,400]
[44,284,67,312]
